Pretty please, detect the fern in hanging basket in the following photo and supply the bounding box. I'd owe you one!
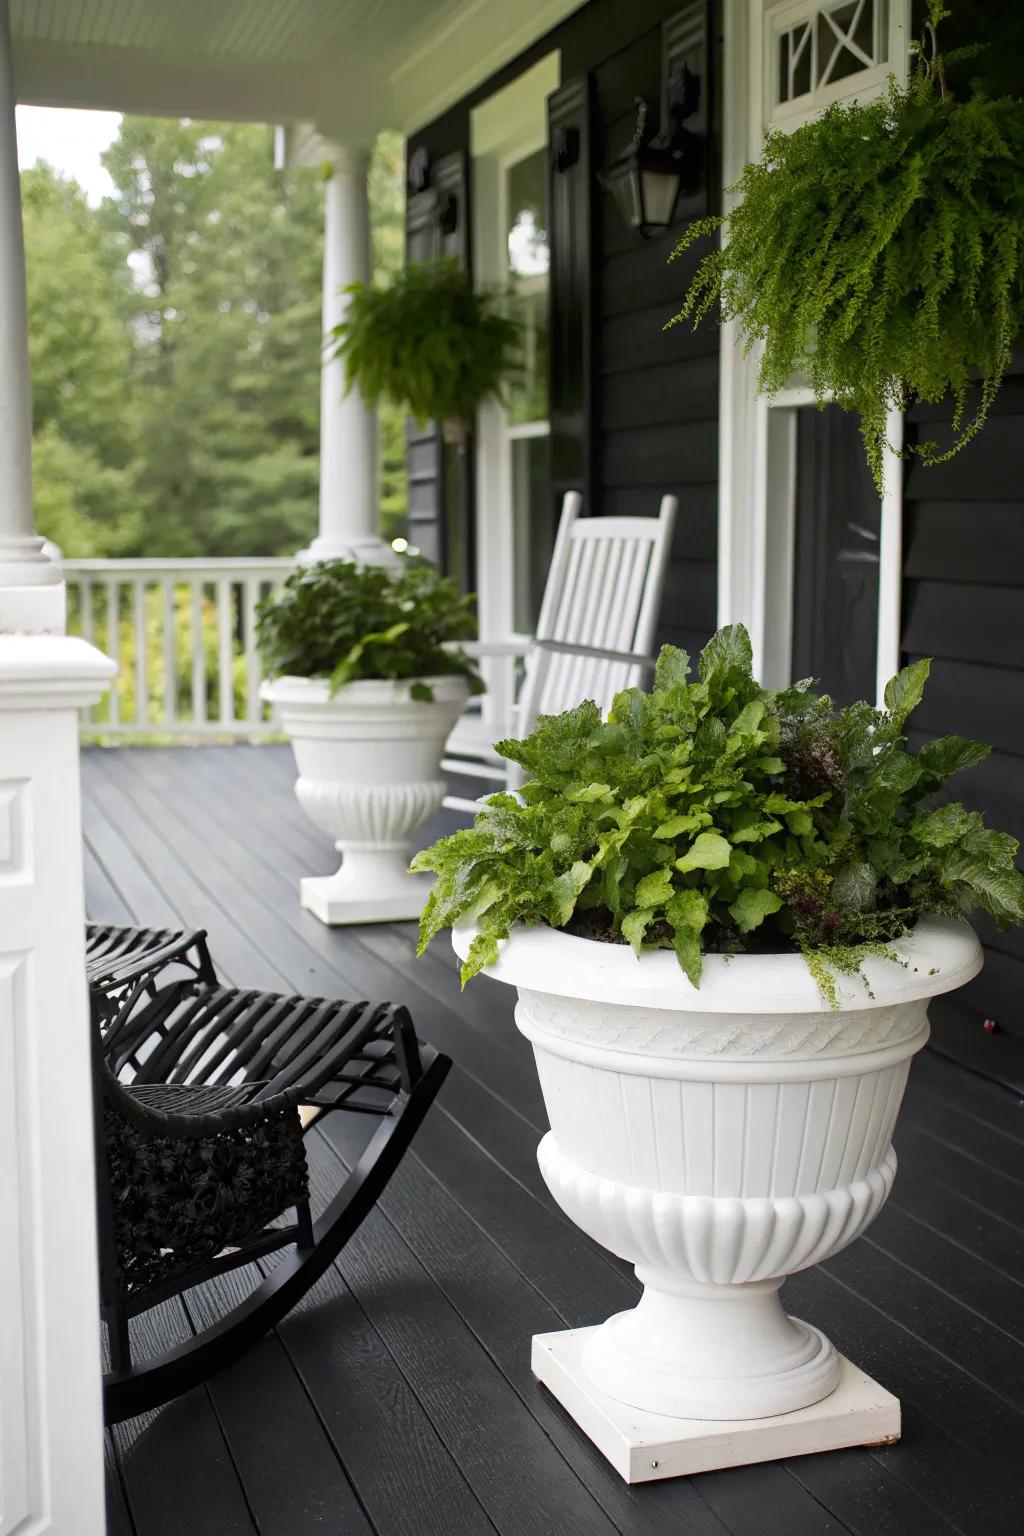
[327,260,521,443]
[668,2,1024,490]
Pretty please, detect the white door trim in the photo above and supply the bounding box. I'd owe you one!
[446,52,559,760]
[718,0,910,701]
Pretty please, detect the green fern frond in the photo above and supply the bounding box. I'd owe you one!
[668,6,1024,490]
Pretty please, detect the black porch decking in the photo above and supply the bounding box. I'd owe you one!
[83,744,1024,1536]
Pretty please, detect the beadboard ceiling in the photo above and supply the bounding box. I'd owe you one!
[10,0,579,135]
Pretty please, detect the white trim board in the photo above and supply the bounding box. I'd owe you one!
[453,52,559,759]
[11,0,580,141]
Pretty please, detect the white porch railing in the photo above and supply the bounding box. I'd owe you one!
[63,558,295,737]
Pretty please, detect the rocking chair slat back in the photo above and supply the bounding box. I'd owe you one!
[516,490,678,750]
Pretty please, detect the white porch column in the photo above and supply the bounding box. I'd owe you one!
[0,638,114,1536]
[300,141,394,566]
[0,12,113,1531]
[0,0,63,631]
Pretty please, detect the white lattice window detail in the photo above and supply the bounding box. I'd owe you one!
[772,0,891,116]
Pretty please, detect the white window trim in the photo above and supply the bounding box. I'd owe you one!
[449,53,558,760]
[767,0,898,129]
[718,0,910,703]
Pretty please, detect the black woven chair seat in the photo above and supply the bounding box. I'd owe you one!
[105,1081,308,1299]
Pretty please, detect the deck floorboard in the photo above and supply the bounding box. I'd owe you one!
[84,745,1023,1536]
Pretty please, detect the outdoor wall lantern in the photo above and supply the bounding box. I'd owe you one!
[600,66,704,237]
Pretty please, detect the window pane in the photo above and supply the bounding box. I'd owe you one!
[506,287,549,426]
[506,150,549,278]
[511,435,553,633]
[505,149,549,426]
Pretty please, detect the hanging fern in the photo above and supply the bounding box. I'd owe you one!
[667,3,1024,490]
[327,260,521,439]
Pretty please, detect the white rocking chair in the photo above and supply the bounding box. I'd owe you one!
[443,491,678,810]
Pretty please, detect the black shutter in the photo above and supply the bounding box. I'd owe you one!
[403,149,474,586]
[547,74,598,515]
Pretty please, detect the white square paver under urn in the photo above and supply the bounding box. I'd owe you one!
[533,1330,900,1484]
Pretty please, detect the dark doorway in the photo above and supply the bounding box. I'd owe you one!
[790,404,881,705]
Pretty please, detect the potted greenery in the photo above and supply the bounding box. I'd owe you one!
[413,626,1024,1423]
[327,260,521,445]
[668,2,1024,490]
[259,560,481,924]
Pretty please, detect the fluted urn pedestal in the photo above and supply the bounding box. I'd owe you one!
[263,674,468,924]
[453,915,982,1481]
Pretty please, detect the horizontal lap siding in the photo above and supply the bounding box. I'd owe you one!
[595,9,720,657]
[902,371,1024,1041]
[406,0,720,653]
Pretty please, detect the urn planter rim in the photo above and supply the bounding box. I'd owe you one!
[451,914,982,1015]
[260,672,470,706]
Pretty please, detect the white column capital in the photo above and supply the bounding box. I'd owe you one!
[316,138,373,175]
[0,634,116,709]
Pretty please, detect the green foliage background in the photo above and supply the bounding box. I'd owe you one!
[23,120,408,559]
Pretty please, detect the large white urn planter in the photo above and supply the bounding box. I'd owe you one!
[263,674,468,923]
[453,915,982,1478]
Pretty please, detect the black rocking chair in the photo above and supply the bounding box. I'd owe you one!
[90,927,450,1423]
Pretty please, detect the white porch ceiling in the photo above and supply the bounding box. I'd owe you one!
[11,0,580,136]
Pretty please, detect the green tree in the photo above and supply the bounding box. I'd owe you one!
[22,164,141,554]
[22,118,408,560]
[100,118,325,556]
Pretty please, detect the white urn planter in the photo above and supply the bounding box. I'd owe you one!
[263,673,468,923]
[453,914,982,1479]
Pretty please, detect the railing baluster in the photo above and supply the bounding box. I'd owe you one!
[80,578,94,647]
[162,579,177,729]
[133,578,148,728]
[83,581,96,728]
[105,580,120,730]
[217,579,234,729]
[191,581,207,728]
[243,578,261,727]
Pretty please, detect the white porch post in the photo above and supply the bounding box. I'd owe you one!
[0,6,112,1531]
[0,0,63,630]
[300,141,394,566]
[0,639,113,1536]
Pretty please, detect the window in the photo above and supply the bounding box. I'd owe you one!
[503,147,552,632]
[772,0,890,117]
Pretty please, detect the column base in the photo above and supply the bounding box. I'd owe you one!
[295,534,399,568]
[533,1330,900,1484]
[0,579,66,634]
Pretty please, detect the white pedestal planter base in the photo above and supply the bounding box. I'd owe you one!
[583,1289,839,1421]
[533,1331,900,1484]
[262,674,468,928]
[300,861,434,924]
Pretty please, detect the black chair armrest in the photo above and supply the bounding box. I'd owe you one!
[88,925,216,996]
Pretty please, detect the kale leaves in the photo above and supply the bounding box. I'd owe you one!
[414,625,1024,993]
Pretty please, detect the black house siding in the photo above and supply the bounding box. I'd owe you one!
[405,0,720,659]
[902,367,1024,1049]
[595,12,720,662]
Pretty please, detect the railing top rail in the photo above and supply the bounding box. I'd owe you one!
[61,557,297,574]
